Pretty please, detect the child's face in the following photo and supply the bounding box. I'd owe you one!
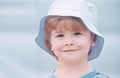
[50,25,95,62]
[45,16,95,62]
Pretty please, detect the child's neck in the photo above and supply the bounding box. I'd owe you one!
[54,60,93,78]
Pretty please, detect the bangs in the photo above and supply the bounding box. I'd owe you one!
[53,17,85,32]
[45,16,87,33]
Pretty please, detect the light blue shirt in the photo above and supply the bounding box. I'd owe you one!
[41,70,109,78]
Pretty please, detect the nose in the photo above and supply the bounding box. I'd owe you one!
[64,38,74,46]
[65,42,74,46]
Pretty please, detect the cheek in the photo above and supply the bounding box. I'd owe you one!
[77,36,91,45]
[50,41,63,58]
[50,39,62,51]
[77,37,91,51]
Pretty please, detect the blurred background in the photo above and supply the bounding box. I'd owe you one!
[0,0,120,78]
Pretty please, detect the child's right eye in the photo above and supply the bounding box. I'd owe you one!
[56,34,64,37]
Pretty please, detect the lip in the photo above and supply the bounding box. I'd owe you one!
[62,49,79,52]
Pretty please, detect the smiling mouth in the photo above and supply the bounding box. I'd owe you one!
[62,49,79,52]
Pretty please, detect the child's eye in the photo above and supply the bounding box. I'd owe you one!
[74,32,82,35]
[56,34,64,37]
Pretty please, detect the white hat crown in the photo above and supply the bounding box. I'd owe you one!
[48,0,98,31]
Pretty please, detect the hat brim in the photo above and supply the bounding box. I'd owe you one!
[35,15,104,61]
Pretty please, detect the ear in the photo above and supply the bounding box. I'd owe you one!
[91,41,96,46]
[90,33,96,46]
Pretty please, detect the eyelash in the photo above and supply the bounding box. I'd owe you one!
[56,34,64,37]
[74,32,82,35]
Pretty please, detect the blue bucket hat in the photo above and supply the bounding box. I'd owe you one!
[35,0,104,61]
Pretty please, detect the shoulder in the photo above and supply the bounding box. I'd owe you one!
[92,73,109,78]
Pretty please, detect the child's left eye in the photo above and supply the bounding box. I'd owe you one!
[74,32,82,35]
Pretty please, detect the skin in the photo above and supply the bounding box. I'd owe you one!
[50,25,95,78]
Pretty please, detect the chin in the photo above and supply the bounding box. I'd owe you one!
[60,56,85,63]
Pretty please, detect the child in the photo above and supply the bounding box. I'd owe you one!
[35,0,108,78]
